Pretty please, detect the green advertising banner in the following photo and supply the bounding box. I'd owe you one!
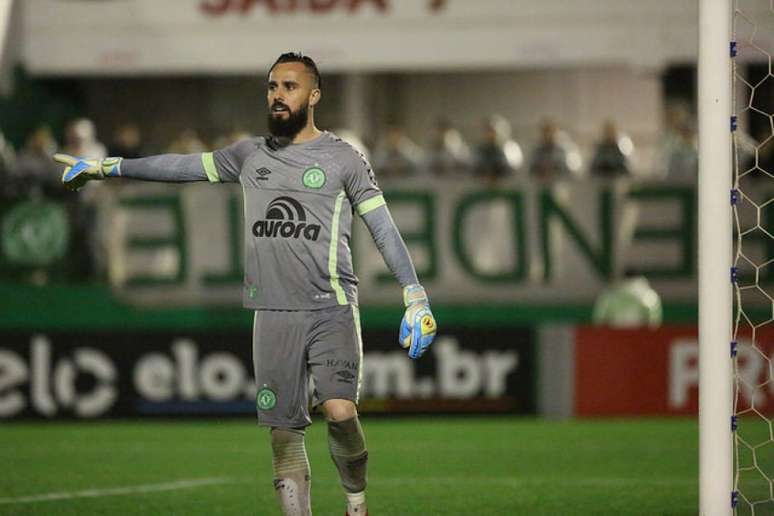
[95,178,700,307]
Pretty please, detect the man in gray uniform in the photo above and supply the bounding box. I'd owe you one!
[54,52,437,516]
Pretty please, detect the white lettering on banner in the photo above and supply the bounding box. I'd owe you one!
[72,350,118,417]
[173,339,199,400]
[134,342,255,403]
[199,353,245,400]
[669,337,768,410]
[0,332,522,417]
[132,339,520,402]
[0,338,119,418]
[436,338,519,398]
[362,353,414,399]
[54,357,75,410]
[437,339,483,397]
[484,350,519,396]
[134,353,175,401]
[362,338,518,399]
[52,349,117,417]
[0,350,27,416]
[31,336,55,416]
[669,339,698,408]
[132,338,521,403]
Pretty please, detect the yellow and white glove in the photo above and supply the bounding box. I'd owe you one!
[399,284,437,359]
[54,153,122,192]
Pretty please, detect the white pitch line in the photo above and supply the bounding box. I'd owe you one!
[373,476,699,488]
[0,477,236,505]
[0,475,702,506]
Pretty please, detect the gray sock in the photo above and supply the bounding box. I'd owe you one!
[327,416,368,494]
[271,427,312,516]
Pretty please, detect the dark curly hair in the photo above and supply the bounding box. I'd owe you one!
[269,52,321,89]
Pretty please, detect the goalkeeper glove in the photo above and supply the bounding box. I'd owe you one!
[54,154,122,192]
[399,284,437,359]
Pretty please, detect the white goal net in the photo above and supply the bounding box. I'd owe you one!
[733,1,774,513]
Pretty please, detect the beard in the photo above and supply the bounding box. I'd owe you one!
[268,101,309,140]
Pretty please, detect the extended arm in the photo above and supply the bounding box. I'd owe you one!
[55,152,223,190]
[54,140,254,190]
[119,154,212,182]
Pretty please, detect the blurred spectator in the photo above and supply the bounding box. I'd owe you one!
[472,115,523,182]
[60,118,108,280]
[665,122,698,180]
[213,129,253,150]
[468,116,522,272]
[529,119,582,181]
[0,130,16,200]
[109,123,144,158]
[657,102,693,179]
[372,126,424,178]
[167,129,207,154]
[63,118,107,159]
[589,120,634,178]
[10,125,61,198]
[426,118,472,176]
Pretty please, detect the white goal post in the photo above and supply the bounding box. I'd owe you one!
[698,0,733,514]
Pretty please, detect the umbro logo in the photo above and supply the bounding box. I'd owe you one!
[255,167,272,180]
[335,370,356,384]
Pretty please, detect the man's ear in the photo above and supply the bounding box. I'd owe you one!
[309,89,321,107]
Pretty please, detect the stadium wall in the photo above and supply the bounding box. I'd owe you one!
[0,323,536,419]
[43,177,700,307]
[20,0,699,74]
[0,178,728,420]
[0,318,719,420]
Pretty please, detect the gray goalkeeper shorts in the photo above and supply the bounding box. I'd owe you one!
[252,304,363,428]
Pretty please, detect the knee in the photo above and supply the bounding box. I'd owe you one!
[322,399,357,422]
[270,427,305,447]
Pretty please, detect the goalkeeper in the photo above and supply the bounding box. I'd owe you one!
[54,52,436,516]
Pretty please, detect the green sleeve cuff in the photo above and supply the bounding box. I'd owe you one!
[356,195,386,216]
[201,152,220,183]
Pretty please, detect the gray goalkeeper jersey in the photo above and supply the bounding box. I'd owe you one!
[206,131,385,310]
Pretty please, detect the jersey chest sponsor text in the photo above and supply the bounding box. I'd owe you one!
[251,196,321,241]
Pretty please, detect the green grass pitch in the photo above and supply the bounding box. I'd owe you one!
[0,417,698,515]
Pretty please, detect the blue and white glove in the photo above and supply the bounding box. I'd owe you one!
[399,284,437,359]
[54,154,122,192]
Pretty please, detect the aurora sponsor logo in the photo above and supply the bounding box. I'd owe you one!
[252,196,321,241]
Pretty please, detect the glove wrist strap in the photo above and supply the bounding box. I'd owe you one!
[100,157,123,178]
[403,284,427,307]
